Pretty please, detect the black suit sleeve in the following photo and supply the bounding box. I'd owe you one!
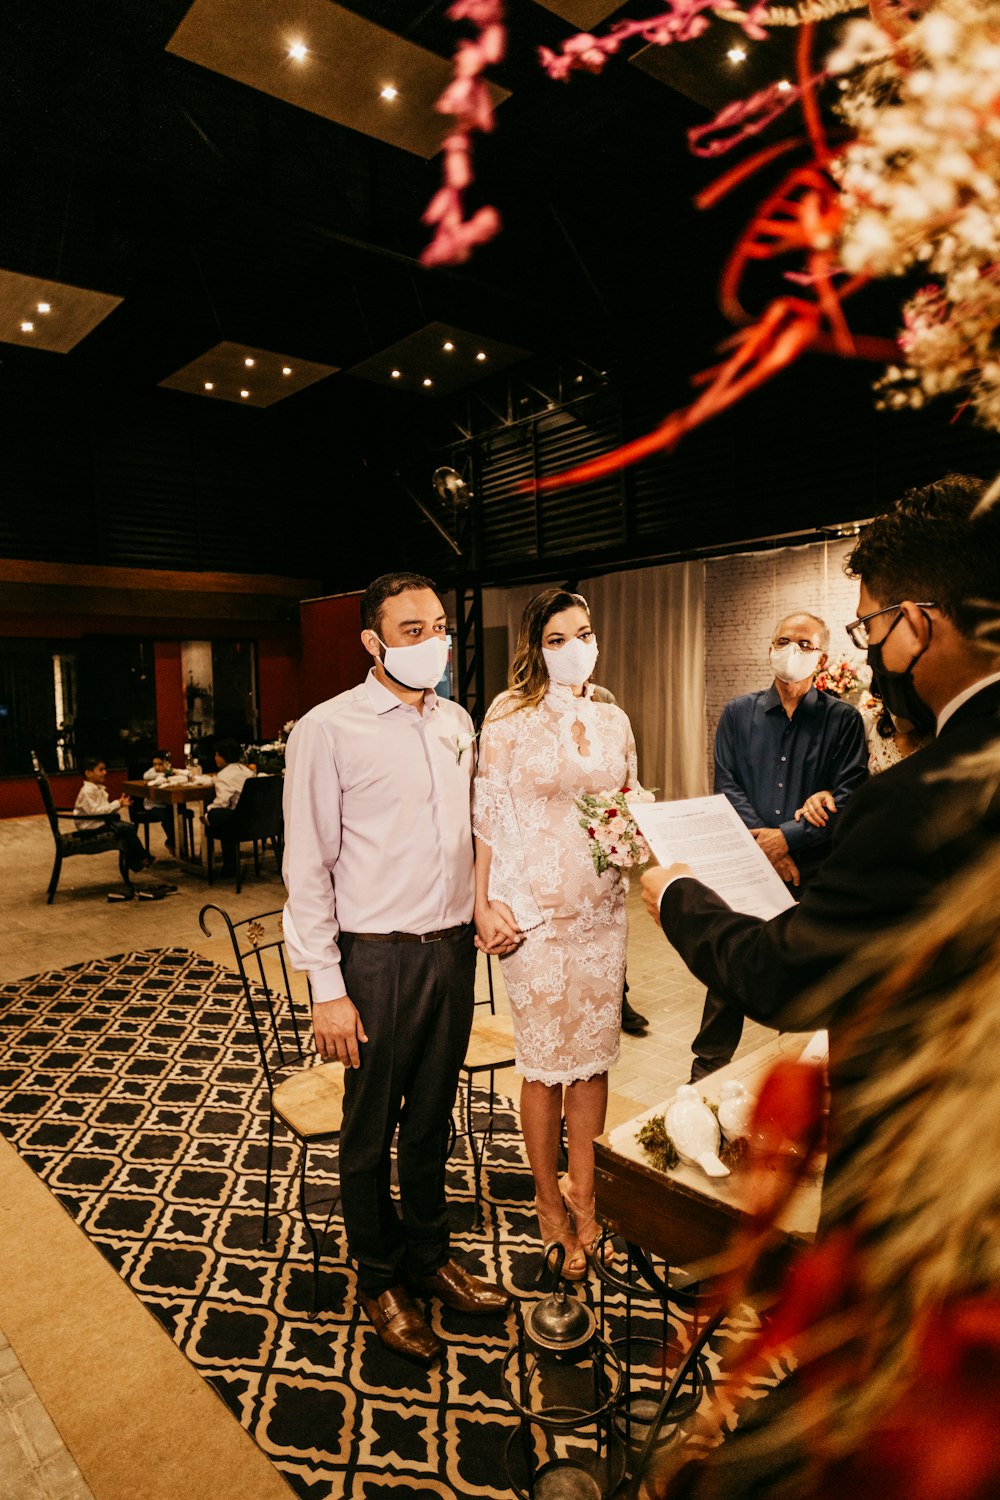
[660,767,938,1029]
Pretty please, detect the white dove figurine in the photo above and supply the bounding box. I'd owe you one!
[717,1080,752,1142]
[664,1085,729,1178]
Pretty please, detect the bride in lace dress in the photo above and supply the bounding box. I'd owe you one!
[473,588,641,1278]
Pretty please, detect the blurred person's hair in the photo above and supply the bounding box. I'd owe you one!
[81,755,104,774]
[213,739,243,766]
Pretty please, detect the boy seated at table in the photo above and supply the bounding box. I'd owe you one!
[74,757,155,873]
[141,749,178,853]
[203,739,254,875]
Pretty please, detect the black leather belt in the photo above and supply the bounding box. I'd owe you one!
[342,923,471,945]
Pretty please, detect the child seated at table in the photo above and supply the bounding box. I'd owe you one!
[141,750,177,853]
[204,739,254,875]
[74,757,154,873]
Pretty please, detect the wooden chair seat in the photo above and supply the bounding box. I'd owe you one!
[273,1063,345,1140]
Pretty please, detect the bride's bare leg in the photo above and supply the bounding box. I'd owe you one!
[562,1072,610,1254]
[520,1078,585,1276]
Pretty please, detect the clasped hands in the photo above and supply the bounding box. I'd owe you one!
[475,898,523,956]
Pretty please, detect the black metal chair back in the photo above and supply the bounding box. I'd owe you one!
[206,774,284,890]
[198,901,342,1312]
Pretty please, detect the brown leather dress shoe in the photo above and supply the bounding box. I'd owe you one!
[406,1259,511,1315]
[361,1285,442,1365]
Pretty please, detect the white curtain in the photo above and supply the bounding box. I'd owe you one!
[581,561,707,799]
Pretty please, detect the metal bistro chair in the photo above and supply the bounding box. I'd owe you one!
[205,774,284,892]
[199,902,344,1314]
[31,751,133,903]
[456,953,517,1227]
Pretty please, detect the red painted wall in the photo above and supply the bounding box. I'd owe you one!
[258,637,301,740]
[298,594,370,713]
[153,641,186,762]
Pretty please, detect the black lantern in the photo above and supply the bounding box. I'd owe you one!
[501,1244,625,1499]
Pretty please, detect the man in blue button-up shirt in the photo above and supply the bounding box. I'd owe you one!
[689,610,868,1078]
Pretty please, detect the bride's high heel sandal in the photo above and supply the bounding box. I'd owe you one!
[534,1198,587,1282]
[559,1175,620,1269]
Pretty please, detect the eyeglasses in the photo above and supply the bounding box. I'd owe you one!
[845,602,937,650]
[772,637,823,653]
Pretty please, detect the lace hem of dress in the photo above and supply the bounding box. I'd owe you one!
[488,874,546,934]
[517,1047,621,1086]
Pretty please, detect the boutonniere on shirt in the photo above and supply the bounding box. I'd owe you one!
[454,732,478,765]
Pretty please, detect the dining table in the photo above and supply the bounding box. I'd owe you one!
[122,777,216,875]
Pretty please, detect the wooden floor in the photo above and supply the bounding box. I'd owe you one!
[0,813,773,1500]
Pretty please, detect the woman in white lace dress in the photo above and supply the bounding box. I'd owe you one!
[473,589,640,1278]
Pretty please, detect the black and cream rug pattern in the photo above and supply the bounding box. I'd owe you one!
[0,948,783,1499]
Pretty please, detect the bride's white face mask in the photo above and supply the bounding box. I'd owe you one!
[543,635,599,687]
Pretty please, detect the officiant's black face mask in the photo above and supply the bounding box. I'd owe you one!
[866,610,936,736]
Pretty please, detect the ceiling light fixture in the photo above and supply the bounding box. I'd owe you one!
[475,351,487,361]
[244,357,255,367]
[37,302,51,314]
[391,369,402,378]
[240,389,250,398]
[777,78,792,91]
[20,321,33,333]
[288,41,308,61]
[443,341,455,351]
[380,85,399,101]
[281,366,292,375]
[422,377,433,387]
[204,381,214,391]
[727,45,747,62]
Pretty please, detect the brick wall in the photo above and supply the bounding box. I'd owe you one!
[704,539,862,778]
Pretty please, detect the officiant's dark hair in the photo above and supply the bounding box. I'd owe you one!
[494,587,591,718]
[848,473,1000,643]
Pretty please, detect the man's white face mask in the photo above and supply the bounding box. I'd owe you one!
[376,634,449,690]
[769,643,820,684]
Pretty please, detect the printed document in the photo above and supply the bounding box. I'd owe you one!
[632,794,797,921]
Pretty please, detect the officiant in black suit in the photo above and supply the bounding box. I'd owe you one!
[641,472,1000,1052]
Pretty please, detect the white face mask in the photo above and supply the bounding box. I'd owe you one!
[376,634,449,690]
[770,643,820,684]
[543,635,599,687]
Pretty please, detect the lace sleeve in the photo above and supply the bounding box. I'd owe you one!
[472,700,545,931]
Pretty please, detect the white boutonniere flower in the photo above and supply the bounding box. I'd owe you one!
[454,732,478,765]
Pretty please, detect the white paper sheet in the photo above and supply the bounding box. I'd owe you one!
[633,794,797,921]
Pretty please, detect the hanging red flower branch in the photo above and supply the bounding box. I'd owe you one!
[420,0,506,268]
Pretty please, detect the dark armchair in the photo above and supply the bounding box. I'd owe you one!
[205,774,284,892]
[31,751,132,903]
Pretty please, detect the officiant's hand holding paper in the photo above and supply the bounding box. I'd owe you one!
[641,865,694,926]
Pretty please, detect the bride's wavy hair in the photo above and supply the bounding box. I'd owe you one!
[491,587,590,719]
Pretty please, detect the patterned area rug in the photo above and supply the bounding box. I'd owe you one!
[0,949,782,1499]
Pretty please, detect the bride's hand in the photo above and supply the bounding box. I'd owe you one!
[475,898,523,955]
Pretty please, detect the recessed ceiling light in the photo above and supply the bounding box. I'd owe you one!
[288,41,308,61]
[244,357,255,367]
[204,381,214,391]
[422,377,432,388]
[281,366,292,376]
[475,351,487,362]
[240,389,250,398]
[443,341,455,352]
[777,78,792,91]
[20,321,34,333]
[727,46,747,62]
[37,302,51,314]
[380,85,398,101]
[391,369,402,379]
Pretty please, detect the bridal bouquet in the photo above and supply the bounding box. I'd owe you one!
[576,786,654,877]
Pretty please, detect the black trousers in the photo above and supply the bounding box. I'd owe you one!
[338,925,476,1295]
[74,816,148,873]
[689,867,815,1082]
